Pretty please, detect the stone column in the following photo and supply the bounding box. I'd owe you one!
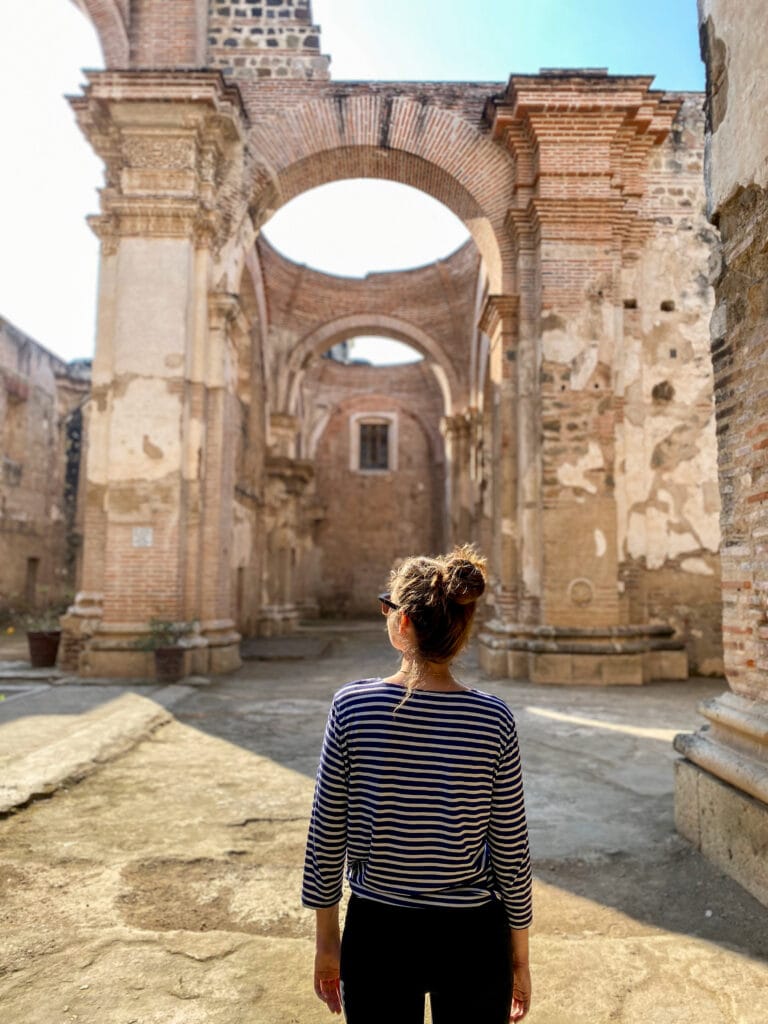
[674,2,768,907]
[480,71,686,684]
[477,295,522,674]
[61,71,248,677]
[442,411,473,544]
[258,413,314,635]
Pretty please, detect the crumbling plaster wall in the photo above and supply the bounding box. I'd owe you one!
[618,95,722,673]
[538,96,721,672]
[0,318,89,615]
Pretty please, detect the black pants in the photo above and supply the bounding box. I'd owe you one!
[339,895,512,1024]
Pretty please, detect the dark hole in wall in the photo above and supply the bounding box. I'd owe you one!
[652,380,675,403]
[660,300,676,312]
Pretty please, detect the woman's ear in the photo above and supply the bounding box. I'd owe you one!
[398,612,410,635]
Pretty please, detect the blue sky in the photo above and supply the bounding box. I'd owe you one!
[0,1,704,362]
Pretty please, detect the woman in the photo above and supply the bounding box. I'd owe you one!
[301,546,532,1023]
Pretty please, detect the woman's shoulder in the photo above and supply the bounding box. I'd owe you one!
[463,687,518,727]
[332,677,388,706]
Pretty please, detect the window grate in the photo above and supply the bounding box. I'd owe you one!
[359,423,389,470]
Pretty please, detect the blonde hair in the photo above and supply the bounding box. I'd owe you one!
[388,544,487,698]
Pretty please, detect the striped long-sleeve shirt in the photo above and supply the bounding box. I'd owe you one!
[301,678,533,929]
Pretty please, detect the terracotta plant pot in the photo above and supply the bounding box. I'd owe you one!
[27,630,61,668]
[154,646,185,682]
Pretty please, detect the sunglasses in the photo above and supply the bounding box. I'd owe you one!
[378,592,399,614]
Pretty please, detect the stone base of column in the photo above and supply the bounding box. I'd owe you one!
[674,692,768,906]
[478,622,688,684]
[72,620,241,679]
[59,592,104,673]
[257,604,301,636]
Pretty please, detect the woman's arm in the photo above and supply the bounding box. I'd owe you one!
[510,926,531,1021]
[487,722,533,929]
[301,701,348,1013]
[314,904,342,1015]
[301,703,349,908]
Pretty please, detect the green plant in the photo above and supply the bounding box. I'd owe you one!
[21,608,64,632]
[134,618,197,651]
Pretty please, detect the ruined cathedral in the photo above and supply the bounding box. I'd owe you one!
[1,1,767,904]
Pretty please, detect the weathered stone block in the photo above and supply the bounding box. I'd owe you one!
[530,653,572,685]
[600,654,644,686]
[676,759,768,909]
[506,650,529,680]
[208,643,242,674]
[673,758,701,847]
[478,644,508,679]
[646,649,689,681]
[570,654,605,684]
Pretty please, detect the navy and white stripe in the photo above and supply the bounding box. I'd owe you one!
[302,678,533,929]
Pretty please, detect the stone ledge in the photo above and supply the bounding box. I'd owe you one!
[0,689,191,814]
[478,615,690,683]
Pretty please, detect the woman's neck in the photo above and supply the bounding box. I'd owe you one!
[384,658,466,692]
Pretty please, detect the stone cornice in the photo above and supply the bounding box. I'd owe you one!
[485,72,681,249]
[478,294,519,338]
[70,70,248,124]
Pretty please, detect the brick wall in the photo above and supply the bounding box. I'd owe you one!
[307,362,446,616]
[129,0,207,67]
[0,319,90,617]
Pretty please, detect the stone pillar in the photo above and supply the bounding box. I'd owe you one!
[442,411,473,544]
[61,71,247,677]
[480,71,687,684]
[477,296,521,647]
[674,2,768,906]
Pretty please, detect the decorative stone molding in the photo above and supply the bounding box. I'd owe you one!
[485,72,680,253]
[675,693,768,805]
[478,295,519,339]
[479,620,688,684]
[71,71,249,253]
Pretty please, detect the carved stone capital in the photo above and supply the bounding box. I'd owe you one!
[71,71,248,252]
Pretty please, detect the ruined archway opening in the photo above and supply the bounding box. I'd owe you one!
[324,336,424,366]
[261,179,472,278]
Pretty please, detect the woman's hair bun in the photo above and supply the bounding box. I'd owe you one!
[443,545,487,605]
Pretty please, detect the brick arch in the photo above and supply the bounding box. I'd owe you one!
[69,0,129,67]
[288,314,461,417]
[248,92,517,293]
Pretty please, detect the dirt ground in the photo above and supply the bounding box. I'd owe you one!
[0,623,766,1023]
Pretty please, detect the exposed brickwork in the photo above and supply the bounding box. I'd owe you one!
[239,81,516,292]
[257,237,480,414]
[128,0,207,67]
[709,183,768,697]
[70,0,130,67]
[308,364,446,615]
[0,319,89,617]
